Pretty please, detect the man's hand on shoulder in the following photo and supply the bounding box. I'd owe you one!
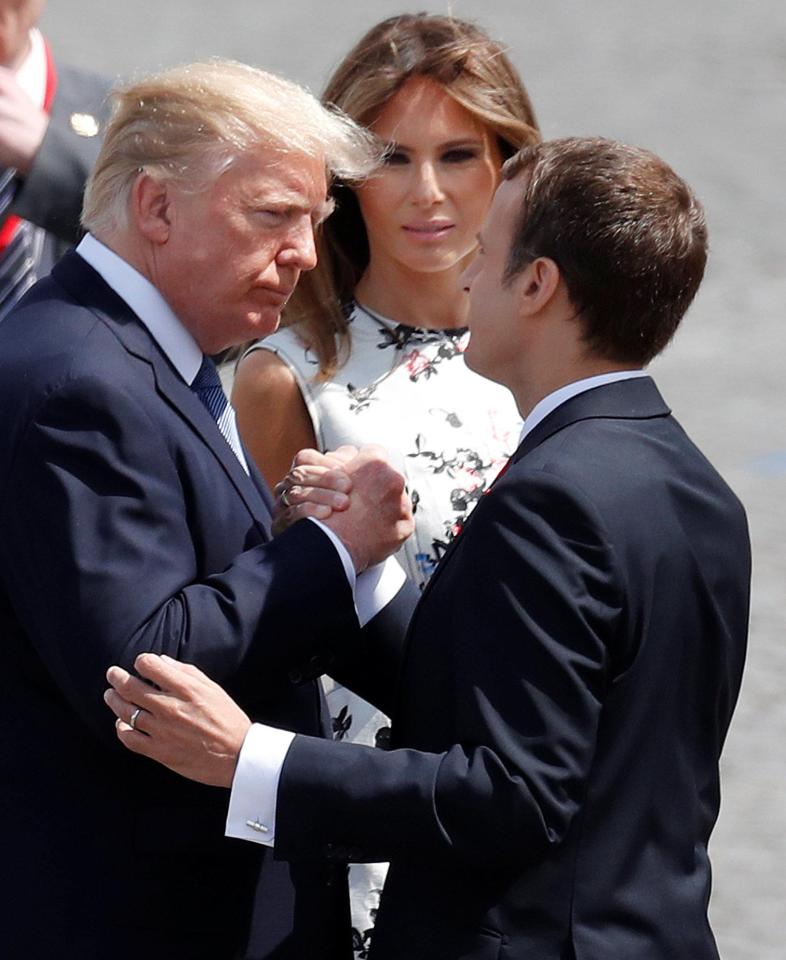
[104,654,251,788]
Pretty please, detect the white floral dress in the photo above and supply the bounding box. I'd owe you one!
[245,302,521,956]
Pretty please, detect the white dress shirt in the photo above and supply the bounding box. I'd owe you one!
[226,367,647,847]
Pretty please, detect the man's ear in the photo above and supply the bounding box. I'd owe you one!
[518,257,561,315]
[131,173,173,244]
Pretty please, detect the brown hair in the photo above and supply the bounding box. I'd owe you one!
[502,138,708,365]
[283,13,541,378]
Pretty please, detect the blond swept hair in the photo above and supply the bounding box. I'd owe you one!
[82,59,377,236]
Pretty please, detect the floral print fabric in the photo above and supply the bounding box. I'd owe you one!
[246,303,521,953]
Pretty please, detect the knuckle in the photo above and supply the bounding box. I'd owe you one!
[293,448,318,465]
[362,443,388,460]
[135,652,155,671]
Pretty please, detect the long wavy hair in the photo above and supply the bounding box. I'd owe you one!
[283,13,541,378]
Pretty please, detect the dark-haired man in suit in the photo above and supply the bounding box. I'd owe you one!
[106,137,751,960]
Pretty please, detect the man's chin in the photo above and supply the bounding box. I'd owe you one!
[463,344,506,387]
[463,342,483,376]
[244,309,283,341]
[199,312,282,354]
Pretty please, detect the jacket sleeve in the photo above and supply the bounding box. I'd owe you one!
[0,369,359,742]
[327,575,419,716]
[273,467,626,868]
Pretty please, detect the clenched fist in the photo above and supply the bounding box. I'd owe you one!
[276,445,413,572]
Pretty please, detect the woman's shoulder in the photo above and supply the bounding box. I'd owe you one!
[242,326,319,378]
[245,324,307,357]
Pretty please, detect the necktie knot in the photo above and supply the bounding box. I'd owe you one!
[190,356,228,424]
[189,356,249,473]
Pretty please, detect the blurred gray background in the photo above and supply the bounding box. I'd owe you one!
[41,2,785,957]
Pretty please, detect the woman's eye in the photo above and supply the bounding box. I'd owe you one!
[382,149,409,166]
[441,148,478,164]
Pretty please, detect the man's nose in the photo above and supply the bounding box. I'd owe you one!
[278,221,318,272]
[410,162,445,206]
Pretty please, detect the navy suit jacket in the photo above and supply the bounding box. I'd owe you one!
[0,252,375,959]
[275,377,751,960]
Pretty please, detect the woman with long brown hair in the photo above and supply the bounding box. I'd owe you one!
[232,14,540,952]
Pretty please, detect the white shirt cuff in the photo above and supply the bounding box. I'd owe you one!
[354,555,407,626]
[225,723,295,847]
[308,518,406,627]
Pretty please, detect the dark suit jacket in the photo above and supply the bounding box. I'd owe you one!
[275,377,750,960]
[0,252,372,959]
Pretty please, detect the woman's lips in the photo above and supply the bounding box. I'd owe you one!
[402,221,455,240]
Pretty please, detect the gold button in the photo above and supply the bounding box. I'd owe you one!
[69,113,100,137]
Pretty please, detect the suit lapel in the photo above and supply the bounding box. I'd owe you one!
[52,252,272,535]
[511,376,670,465]
[417,376,671,605]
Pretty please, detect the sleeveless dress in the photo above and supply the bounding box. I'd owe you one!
[245,302,521,956]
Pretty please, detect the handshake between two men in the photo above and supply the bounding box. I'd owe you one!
[105,443,412,786]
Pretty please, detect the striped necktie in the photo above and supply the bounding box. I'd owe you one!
[190,356,249,472]
[0,39,58,321]
[0,169,40,321]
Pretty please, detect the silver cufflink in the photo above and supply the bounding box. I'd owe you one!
[246,819,269,833]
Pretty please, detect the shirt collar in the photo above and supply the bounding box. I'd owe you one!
[520,369,648,442]
[15,28,46,106]
[76,233,203,385]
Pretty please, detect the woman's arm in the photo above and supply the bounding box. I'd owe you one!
[232,348,318,490]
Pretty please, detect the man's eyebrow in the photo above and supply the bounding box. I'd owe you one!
[314,198,335,224]
[245,186,311,208]
[244,192,334,223]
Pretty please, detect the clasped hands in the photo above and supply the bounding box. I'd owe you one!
[104,444,412,785]
[272,443,413,573]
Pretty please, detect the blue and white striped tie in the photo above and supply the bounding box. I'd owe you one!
[190,356,249,473]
